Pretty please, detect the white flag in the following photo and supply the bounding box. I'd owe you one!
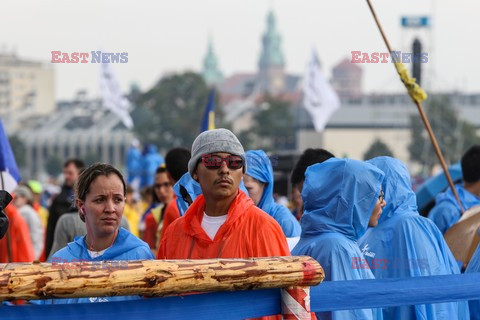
[303,48,340,132]
[99,62,134,128]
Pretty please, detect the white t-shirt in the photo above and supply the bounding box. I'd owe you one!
[201,212,228,240]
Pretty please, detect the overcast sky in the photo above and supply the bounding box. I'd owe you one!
[1,0,479,100]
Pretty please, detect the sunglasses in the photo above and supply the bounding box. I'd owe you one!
[201,154,244,170]
[378,190,385,202]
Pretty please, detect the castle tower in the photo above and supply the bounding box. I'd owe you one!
[201,37,224,87]
[257,10,286,95]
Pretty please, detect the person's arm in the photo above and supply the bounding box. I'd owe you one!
[157,223,174,259]
[252,216,290,257]
[428,202,459,234]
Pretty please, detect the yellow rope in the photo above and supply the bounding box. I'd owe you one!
[393,62,428,103]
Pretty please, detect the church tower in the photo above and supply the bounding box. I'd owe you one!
[201,37,224,87]
[257,10,286,95]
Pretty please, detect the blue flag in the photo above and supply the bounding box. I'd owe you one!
[0,119,21,192]
[200,89,216,132]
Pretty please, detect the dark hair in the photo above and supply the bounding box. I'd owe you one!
[461,145,480,183]
[155,165,167,175]
[64,158,85,170]
[75,163,126,202]
[291,148,335,186]
[165,147,191,182]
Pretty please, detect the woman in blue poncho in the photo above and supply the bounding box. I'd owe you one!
[292,158,385,320]
[244,150,301,238]
[43,163,154,304]
[359,156,469,320]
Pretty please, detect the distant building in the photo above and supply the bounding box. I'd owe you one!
[331,57,363,99]
[296,93,480,165]
[0,53,54,124]
[215,10,301,134]
[257,10,286,95]
[202,9,480,170]
[16,92,134,179]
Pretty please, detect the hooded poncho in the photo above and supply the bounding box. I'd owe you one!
[292,158,384,320]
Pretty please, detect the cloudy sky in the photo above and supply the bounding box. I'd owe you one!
[1,0,478,100]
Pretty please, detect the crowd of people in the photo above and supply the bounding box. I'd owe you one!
[1,128,480,319]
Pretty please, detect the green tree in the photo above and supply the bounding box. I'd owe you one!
[363,139,394,160]
[250,95,295,151]
[8,135,26,168]
[132,72,221,150]
[45,155,63,177]
[409,96,479,171]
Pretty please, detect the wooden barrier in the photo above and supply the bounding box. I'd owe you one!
[0,256,323,301]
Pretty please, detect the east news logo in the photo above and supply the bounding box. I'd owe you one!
[51,51,128,63]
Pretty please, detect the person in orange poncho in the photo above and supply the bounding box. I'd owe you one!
[158,128,289,260]
[143,166,174,252]
[155,147,191,255]
[0,203,35,262]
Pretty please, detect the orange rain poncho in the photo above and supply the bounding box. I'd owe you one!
[159,191,303,320]
[0,205,35,262]
[159,196,179,238]
[158,191,289,259]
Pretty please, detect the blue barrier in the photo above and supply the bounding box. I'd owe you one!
[311,272,480,311]
[3,273,480,319]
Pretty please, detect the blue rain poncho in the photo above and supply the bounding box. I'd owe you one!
[126,146,142,185]
[174,172,250,216]
[359,156,469,320]
[140,144,164,188]
[428,184,480,234]
[292,158,384,320]
[37,228,154,304]
[173,172,203,216]
[245,150,301,237]
[465,233,480,320]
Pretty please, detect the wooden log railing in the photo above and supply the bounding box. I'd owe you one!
[0,256,324,301]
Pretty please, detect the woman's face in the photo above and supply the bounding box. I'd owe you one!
[368,191,386,227]
[243,174,265,206]
[77,174,125,239]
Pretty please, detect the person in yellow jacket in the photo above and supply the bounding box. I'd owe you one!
[123,185,141,237]
[27,180,49,229]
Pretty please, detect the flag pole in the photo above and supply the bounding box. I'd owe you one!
[365,0,464,213]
